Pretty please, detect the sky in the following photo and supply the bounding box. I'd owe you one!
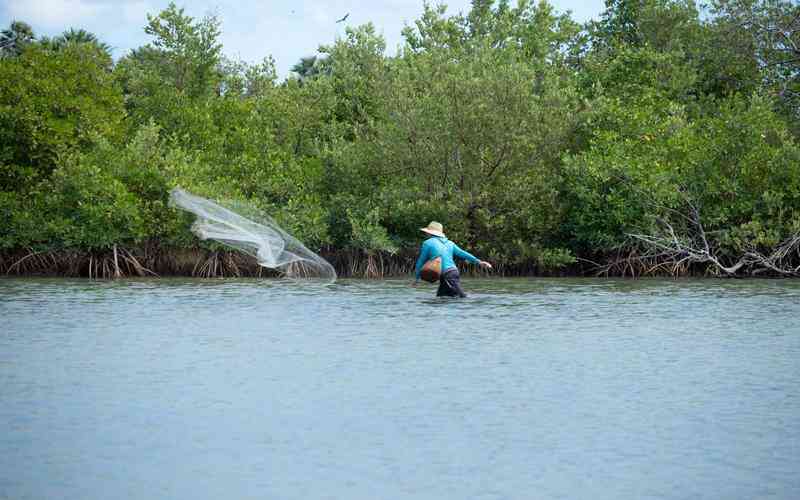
[1,0,606,77]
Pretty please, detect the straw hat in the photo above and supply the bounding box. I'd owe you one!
[420,221,445,237]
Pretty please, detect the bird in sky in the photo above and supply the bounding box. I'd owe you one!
[336,13,349,23]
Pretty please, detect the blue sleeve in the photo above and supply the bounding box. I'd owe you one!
[452,243,479,264]
[415,240,431,279]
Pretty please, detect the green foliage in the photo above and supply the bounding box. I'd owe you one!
[0,21,34,57]
[0,190,40,249]
[0,44,124,186]
[347,206,398,254]
[290,55,329,83]
[708,0,800,129]
[40,28,113,67]
[564,94,800,257]
[41,156,145,249]
[143,2,222,98]
[1,0,799,275]
[357,1,582,263]
[114,2,223,130]
[536,248,577,270]
[592,0,702,50]
[320,23,388,131]
[579,45,698,103]
[219,56,277,97]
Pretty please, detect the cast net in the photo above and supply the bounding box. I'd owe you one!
[170,188,336,283]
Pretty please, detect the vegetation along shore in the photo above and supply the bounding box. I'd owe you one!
[1,0,798,278]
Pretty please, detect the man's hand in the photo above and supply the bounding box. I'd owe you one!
[479,261,493,270]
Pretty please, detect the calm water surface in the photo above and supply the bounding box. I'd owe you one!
[1,277,799,500]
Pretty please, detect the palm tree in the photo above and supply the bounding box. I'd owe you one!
[50,28,112,57]
[0,21,34,57]
[290,55,330,82]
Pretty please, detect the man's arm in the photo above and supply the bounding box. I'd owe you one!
[453,243,493,269]
[452,243,480,264]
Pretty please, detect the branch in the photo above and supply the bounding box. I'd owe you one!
[626,200,800,277]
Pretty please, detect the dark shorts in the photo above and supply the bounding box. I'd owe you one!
[437,268,466,298]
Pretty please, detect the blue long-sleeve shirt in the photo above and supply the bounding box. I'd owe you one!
[415,236,480,279]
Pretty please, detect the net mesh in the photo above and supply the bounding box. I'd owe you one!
[170,188,336,283]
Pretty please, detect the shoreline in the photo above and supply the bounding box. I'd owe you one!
[1,246,795,280]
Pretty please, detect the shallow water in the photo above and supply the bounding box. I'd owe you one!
[1,277,799,500]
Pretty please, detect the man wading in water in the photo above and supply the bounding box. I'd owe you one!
[414,221,492,297]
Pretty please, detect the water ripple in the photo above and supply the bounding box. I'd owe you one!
[1,277,799,500]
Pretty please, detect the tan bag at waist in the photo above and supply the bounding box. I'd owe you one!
[420,257,442,283]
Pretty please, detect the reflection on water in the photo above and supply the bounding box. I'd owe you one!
[1,277,799,500]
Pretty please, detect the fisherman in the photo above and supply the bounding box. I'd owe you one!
[414,221,492,297]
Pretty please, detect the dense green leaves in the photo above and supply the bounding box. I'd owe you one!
[0,0,798,275]
[0,43,124,187]
[0,21,34,57]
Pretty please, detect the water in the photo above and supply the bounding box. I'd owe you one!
[1,277,798,500]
